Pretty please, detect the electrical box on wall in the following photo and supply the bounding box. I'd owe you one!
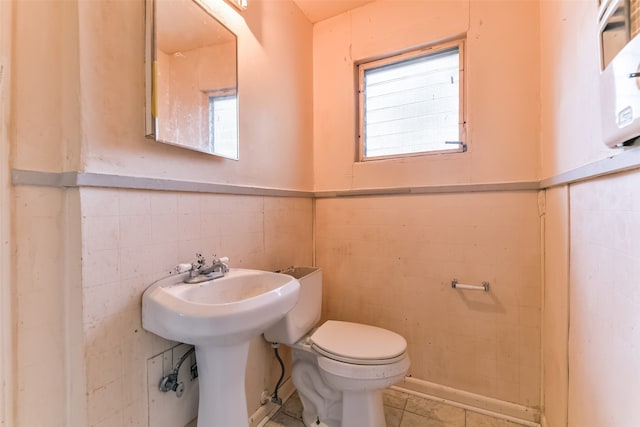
[599,0,640,147]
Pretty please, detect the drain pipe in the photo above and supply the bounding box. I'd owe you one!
[159,346,197,398]
[271,343,285,405]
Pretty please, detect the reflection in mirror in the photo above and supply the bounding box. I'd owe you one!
[145,0,239,159]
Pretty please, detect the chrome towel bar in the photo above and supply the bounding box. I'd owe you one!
[451,279,490,292]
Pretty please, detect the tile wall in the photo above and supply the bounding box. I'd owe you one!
[315,191,542,407]
[79,188,313,426]
[15,186,545,425]
[14,186,72,427]
[567,169,640,426]
[541,187,569,427]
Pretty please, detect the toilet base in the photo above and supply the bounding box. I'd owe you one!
[341,389,385,427]
[291,349,342,427]
[291,344,407,427]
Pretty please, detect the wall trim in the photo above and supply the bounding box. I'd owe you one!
[11,169,314,198]
[11,145,640,198]
[540,145,640,188]
[11,169,538,197]
[394,377,540,426]
[314,180,540,198]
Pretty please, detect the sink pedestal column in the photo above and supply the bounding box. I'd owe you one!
[195,341,251,427]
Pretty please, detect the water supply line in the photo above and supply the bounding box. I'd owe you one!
[159,346,197,398]
[269,266,292,406]
[271,342,285,405]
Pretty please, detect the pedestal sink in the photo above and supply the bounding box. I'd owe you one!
[142,268,300,427]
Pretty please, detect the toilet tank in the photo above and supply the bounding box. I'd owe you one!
[263,267,322,344]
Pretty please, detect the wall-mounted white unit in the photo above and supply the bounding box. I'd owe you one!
[599,0,640,147]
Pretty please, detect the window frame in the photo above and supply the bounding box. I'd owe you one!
[357,39,466,162]
[207,87,239,160]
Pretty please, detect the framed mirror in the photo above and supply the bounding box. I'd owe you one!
[145,0,239,159]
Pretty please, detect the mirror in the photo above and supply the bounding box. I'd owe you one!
[599,0,640,69]
[145,0,239,159]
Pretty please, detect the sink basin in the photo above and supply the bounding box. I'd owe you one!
[142,268,300,426]
[142,268,300,345]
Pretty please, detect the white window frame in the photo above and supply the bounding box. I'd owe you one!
[207,87,238,160]
[357,39,466,162]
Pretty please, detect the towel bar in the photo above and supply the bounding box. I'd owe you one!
[451,279,489,292]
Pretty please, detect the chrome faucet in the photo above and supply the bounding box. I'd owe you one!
[200,256,230,275]
[183,254,230,284]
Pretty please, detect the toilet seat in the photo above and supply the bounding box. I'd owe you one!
[310,320,407,365]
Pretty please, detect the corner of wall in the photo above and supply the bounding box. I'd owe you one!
[64,188,87,426]
[1,0,13,424]
[11,0,82,174]
[541,185,570,427]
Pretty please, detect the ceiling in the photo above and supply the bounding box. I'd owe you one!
[157,0,235,54]
[155,0,375,54]
[291,0,375,23]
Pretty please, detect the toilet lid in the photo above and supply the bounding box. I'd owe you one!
[310,320,407,365]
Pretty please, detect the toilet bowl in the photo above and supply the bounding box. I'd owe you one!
[264,268,410,427]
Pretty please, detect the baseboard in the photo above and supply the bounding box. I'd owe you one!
[250,378,296,427]
[393,377,541,426]
[540,414,549,427]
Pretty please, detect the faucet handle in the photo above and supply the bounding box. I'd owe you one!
[210,255,229,265]
[216,256,230,273]
[192,253,206,272]
[195,253,206,265]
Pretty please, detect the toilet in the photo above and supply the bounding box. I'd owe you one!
[264,267,410,427]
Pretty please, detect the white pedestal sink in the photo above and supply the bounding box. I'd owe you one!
[142,268,300,427]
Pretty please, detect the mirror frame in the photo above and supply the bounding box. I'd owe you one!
[144,0,239,159]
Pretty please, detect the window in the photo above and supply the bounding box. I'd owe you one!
[208,93,238,159]
[358,40,465,161]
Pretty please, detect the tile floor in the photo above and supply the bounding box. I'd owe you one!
[263,388,531,427]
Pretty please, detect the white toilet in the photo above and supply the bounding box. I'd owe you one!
[264,267,410,427]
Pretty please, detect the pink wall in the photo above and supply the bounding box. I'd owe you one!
[539,0,615,178]
[79,189,312,426]
[8,1,315,425]
[540,2,640,427]
[316,192,542,406]
[10,0,639,425]
[0,1,11,424]
[312,0,543,409]
[567,171,640,426]
[75,0,313,190]
[11,0,81,173]
[313,0,540,191]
